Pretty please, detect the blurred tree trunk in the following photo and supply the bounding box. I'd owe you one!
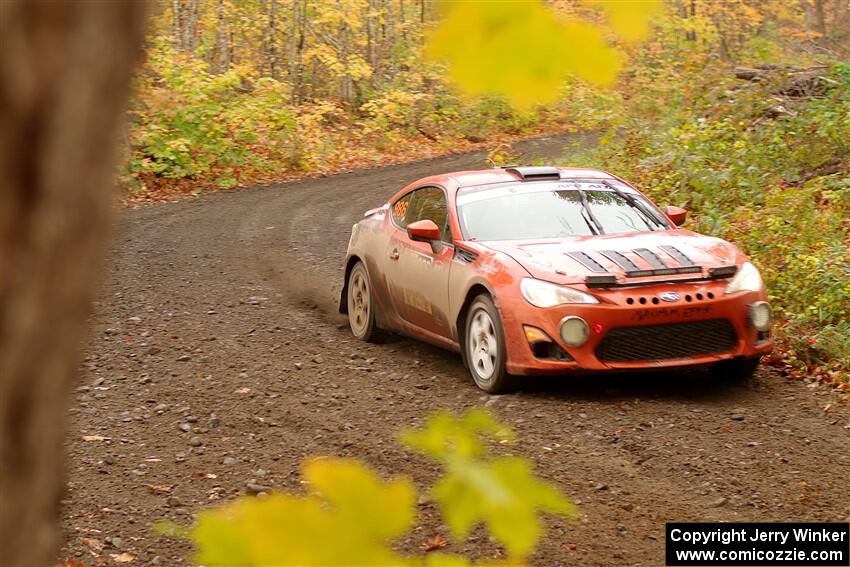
[339,0,354,106]
[833,0,850,51]
[176,0,198,53]
[289,0,307,103]
[215,0,231,73]
[172,0,181,50]
[0,1,144,565]
[814,0,827,37]
[263,0,279,78]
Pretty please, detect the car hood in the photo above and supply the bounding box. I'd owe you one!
[480,230,744,285]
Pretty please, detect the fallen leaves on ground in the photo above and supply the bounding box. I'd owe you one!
[420,534,448,552]
[81,537,104,551]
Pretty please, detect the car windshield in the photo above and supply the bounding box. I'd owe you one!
[456,180,670,241]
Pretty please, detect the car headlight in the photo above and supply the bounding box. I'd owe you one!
[724,262,763,295]
[520,278,599,308]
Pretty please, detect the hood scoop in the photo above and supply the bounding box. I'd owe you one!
[565,246,736,288]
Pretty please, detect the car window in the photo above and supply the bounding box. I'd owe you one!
[393,187,452,242]
[456,181,668,241]
[585,190,658,234]
[391,193,412,226]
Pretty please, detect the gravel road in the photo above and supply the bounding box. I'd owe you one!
[60,135,850,566]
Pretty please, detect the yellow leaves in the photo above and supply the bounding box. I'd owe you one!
[303,457,415,540]
[401,409,514,461]
[159,411,575,566]
[402,409,577,561]
[431,457,577,559]
[426,1,619,109]
[305,45,373,82]
[191,458,415,566]
[425,0,661,109]
[584,0,664,43]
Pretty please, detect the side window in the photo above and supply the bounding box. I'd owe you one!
[392,187,452,242]
[392,193,412,227]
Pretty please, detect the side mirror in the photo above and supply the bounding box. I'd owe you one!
[407,219,441,242]
[664,205,688,227]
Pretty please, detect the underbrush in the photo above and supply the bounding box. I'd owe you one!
[570,63,850,383]
[122,42,582,201]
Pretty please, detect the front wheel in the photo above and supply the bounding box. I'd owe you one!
[347,261,378,341]
[710,356,760,382]
[464,295,513,394]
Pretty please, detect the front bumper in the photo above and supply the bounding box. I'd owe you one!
[499,280,774,376]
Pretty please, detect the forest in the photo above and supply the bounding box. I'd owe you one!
[126,0,850,383]
[1,2,848,566]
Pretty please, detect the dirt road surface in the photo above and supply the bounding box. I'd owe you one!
[61,135,849,566]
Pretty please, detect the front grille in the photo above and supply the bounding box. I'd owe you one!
[596,319,737,362]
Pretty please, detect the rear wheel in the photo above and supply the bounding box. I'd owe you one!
[347,261,378,342]
[464,295,513,394]
[711,356,760,382]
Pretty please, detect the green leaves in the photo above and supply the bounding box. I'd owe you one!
[425,0,662,109]
[190,458,415,566]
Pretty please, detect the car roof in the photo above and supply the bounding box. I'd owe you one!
[446,167,617,188]
[390,167,623,203]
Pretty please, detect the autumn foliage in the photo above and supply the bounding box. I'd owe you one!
[157,410,577,566]
[126,0,849,379]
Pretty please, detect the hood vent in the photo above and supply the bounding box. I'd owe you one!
[659,245,695,267]
[569,247,708,287]
[601,250,639,272]
[565,251,608,273]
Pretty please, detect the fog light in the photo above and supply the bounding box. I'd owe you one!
[749,301,772,331]
[559,316,589,347]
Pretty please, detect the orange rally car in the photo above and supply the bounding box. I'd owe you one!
[340,166,773,393]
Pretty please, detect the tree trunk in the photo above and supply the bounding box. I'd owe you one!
[289,0,307,103]
[268,0,278,79]
[0,2,144,565]
[339,0,353,105]
[385,0,395,76]
[179,0,198,53]
[833,0,850,51]
[399,0,408,45]
[815,0,827,37]
[216,0,230,73]
[686,0,696,41]
[172,0,181,50]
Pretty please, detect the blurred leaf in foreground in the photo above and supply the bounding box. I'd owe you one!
[584,0,664,43]
[190,458,415,566]
[402,409,578,560]
[159,410,575,566]
[425,1,622,108]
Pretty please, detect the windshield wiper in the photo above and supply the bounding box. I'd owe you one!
[577,189,604,235]
[600,180,667,230]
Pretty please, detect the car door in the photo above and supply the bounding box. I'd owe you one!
[385,186,454,339]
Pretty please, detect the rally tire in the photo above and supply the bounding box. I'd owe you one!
[347,261,378,342]
[464,294,514,394]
